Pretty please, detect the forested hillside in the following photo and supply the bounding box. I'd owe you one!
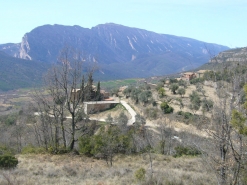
[0,52,50,91]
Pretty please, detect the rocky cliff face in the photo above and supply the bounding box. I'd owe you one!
[0,23,229,79]
[210,47,247,63]
[18,34,32,60]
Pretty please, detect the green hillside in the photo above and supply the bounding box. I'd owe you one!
[0,51,50,91]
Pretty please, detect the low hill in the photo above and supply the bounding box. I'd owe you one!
[0,52,50,91]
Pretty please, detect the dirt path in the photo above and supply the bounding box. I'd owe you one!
[120,100,136,125]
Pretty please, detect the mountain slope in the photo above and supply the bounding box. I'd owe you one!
[195,47,247,71]
[210,47,247,63]
[0,23,229,79]
[0,51,50,91]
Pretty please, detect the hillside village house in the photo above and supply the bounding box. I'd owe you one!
[181,72,196,81]
[100,90,110,100]
[70,87,110,102]
[70,87,115,114]
[70,89,81,101]
[196,70,208,78]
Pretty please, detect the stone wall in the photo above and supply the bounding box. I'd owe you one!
[84,101,119,114]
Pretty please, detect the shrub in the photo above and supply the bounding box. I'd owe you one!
[48,147,69,154]
[173,145,201,157]
[178,80,187,88]
[158,87,166,98]
[160,102,174,114]
[0,155,18,169]
[169,78,178,84]
[189,91,201,113]
[0,145,13,155]
[190,78,203,84]
[202,99,214,112]
[0,113,18,126]
[156,82,164,91]
[169,83,179,94]
[79,135,94,156]
[79,126,135,161]
[152,100,157,107]
[183,112,192,119]
[134,167,146,181]
[177,88,186,97]
[21,145,46,154]
[177,111,193,119]
[145,108,158,120]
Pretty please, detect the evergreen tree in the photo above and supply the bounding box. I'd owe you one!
[95,81,101,101]
[84,71,93,101]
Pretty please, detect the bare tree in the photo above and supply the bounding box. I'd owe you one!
[50,47,86,151]
[202,62,247,185]
[32,47,92,152]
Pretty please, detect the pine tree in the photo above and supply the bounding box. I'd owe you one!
[95,81,101,101]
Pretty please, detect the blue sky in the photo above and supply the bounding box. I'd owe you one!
[1,0,246,48]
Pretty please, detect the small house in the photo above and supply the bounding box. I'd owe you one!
[196,70,208,78]
[70,89,81,101]
[181,72,196,81]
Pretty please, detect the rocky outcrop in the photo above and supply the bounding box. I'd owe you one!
[18,34,32,60]
[210,47,247,63]
[0,43,20,57]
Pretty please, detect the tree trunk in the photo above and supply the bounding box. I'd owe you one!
[69,113,76,150]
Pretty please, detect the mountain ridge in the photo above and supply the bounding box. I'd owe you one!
[0,23,229,79]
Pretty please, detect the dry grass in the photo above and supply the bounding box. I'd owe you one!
[0,83,218,185]
[0,154,216,185]
[164,84,216,115]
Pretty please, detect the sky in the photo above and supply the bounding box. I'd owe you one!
[0,0,247,48]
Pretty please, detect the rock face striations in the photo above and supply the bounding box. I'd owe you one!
[0,23,229,79]
[210,47,247,63]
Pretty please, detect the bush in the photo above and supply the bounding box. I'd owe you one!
[169,83,179,94]
[0,113,18,126]
[134,167,146,181]
[145,108,158,120]
[152,101,157,107]
[202,99,214,112]
[21,145,46,154]
[183,112,192,119]
[190,78,203,84]
[169,78,178,83]
[177,111,193,119]
[177,88,186,97]
[160,102,174,114]
[157,87,166,98]
[0,155,18,169]
[173,145,201,157]
[48,147,69,154]
[178,80,187,88]
[0,145,13,155]
[79,135,94,156]
[79,126,135,159]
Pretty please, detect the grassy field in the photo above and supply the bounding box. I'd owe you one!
[0,154,216,185]
[100,79,142,90]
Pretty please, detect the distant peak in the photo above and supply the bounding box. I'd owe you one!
[95,23,128,28]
